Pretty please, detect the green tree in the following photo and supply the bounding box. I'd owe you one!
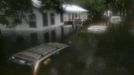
[0,0,63,25]
[73,0,134,18]
[0,0,33,25]
[74,0,105,19]
[41,0,63,13]
[104,0,134,16]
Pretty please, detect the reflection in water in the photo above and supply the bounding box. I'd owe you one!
[1,20,134,75]
[95,57,106,71]
[85,56,94,68]
[50,67,58,75]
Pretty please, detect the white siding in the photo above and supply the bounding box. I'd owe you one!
[63,12,88,22]
[0,7,88,43]
[0,9,64,43]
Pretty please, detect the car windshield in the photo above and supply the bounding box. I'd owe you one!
[14,53,38,62]
[13,56,34,65]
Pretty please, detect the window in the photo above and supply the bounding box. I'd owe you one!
[51,30,56,42]
[60,13,63,22]
[43,13,48,26]
[44,32,49,42]
[75,13,78,18]
[30,33,38,43]
[61,26,64,38]
[50,13,55,25]
[29,14,36,28]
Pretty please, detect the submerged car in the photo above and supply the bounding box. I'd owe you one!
[110,16,122,24]
[9,42,69,66]
[87,25,107,34]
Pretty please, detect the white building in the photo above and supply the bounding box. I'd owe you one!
[0,4,88,44]
[63,4,88,30]
[63,4,88,21]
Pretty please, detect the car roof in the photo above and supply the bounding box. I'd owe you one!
[111,16,121,18]
[13,42,69,62]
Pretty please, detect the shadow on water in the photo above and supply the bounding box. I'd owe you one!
[1,19,134,75]
[0,34,37,75]
[0,30,74,75]
[95,20,134,75]
[37,19,134,75]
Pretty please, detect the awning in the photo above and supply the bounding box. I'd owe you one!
[62,4,88,13]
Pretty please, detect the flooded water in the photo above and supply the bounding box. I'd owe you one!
[1,20,134,75]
